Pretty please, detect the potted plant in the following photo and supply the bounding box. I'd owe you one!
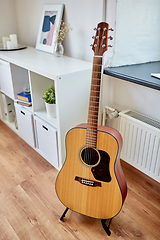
[41,85,56,118]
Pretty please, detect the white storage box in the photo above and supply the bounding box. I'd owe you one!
[1,93,14,122]
[34,116,59,168]
[0,59,14,99]
[15,104,35,147]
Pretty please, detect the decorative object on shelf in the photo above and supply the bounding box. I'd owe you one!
[17,92,31,102]
[41,85,56,118]
[16,100,32,107]
[0,44,27,51]
[36,3,64,54]
[9,34,18,48]
[54,21,72,57]
[0,34,26,51]
[16,85,32,107]
[23,83,30,95]
[54,41,64,57]
[2,37,10,48]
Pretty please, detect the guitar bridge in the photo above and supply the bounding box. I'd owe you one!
[75,176,101,187]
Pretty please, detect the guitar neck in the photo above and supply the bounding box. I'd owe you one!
[86,56,102,148]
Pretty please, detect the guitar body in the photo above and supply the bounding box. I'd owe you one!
[56,124,127,219]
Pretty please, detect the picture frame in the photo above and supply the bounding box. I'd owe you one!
[36,3,64,53]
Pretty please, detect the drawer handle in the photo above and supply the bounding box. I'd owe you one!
[20,110,25,115]
[42,125,48,131]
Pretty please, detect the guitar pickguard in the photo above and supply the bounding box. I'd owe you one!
[91,150,111,182]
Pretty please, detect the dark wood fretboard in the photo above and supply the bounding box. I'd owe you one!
[86,56,102,148]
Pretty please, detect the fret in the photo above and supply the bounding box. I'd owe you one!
[86,137,97,142]
[90,95,99,100]
[86,136,97,141]
[89,101,99,106]
[91,84,100,88]
[86,133,97,138]
[86,139,97,144]
[92,72,101,78]
[90,89,100,93]
[87,120,98,125]
[88,115,98,119]
[89,107,99,111]
[88,113,98,117]
[91,78,101,81]
[88,110,99,115]
[88,128,97,133]
[91,80,101,85]
[90,93,100,97]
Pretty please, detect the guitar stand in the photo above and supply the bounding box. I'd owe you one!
[60,207,112,236]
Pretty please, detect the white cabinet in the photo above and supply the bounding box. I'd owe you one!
[0,47,92,169]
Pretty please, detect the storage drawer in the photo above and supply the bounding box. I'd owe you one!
[15,104,35,147]
[1,93,14,122]
[0,59,14,99]
[34,116,59,168]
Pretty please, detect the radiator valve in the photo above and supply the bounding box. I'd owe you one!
[108,109,119,119]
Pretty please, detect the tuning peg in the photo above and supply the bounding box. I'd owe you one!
[92,36,95,39]
[109,28,114,31]
[108,45,113,48]
[108,36,113,40]
[93,27,97,31]
[90,44,93,47]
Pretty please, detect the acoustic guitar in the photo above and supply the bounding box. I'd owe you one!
[56,22,127,220]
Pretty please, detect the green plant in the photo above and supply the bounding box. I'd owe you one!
[41,85,56,104]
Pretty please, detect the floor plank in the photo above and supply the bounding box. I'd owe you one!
[0,120,160,239]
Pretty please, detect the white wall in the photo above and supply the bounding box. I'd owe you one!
[14,0,104,62]
[0,0,17,41]
[0,0,159,65]
[105,0,160,67]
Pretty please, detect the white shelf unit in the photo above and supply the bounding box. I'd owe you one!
[0,47,92,169]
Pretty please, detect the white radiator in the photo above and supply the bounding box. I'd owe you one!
[118,110,160,183]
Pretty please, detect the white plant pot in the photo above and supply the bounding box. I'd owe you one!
[45,102,56,118]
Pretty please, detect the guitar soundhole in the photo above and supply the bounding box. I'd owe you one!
[81,147,99,166]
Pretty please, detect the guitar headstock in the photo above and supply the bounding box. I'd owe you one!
[91,22,113,56]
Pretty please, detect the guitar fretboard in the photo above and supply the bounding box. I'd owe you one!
[86,56,102,148]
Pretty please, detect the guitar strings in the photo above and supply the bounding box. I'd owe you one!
[85,26,105,166]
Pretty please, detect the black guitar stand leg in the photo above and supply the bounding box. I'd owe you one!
[60,208,112,236]
[60,207,69,220]
[101,218,112,236]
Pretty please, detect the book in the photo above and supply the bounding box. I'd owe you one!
[17,92,31,102]
[16,99,32,107]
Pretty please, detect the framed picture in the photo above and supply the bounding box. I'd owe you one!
[36,3,64,53]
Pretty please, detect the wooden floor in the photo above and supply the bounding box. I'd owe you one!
[0,120,159,240]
